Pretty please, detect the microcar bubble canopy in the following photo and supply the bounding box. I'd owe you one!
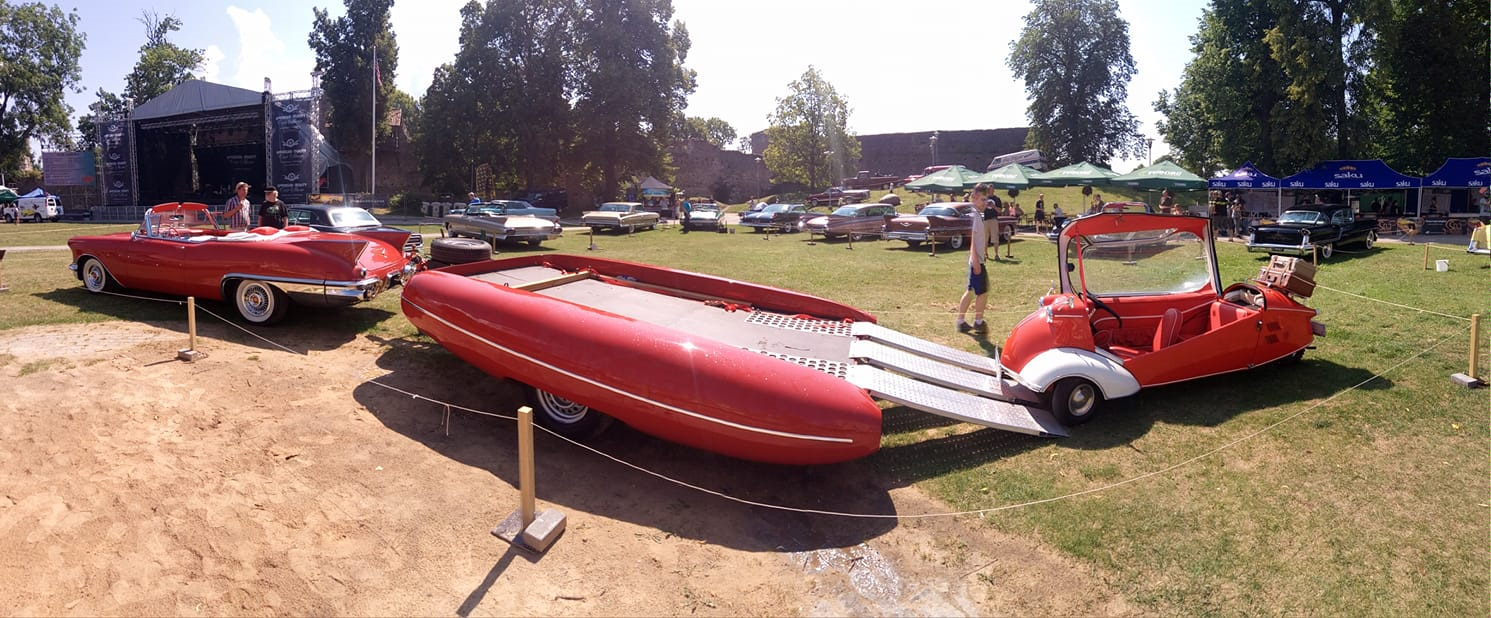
[1057,213,1219,298]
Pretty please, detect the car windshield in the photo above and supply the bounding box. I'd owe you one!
[1069,228,1214,296]
[494,200,535,209]
[693,203,719,212]
[831,205,863,216]
[760,204,791,214]
[918,206,959,217]
[329,208,380,227]
[599,203,632,212]
[144,208,218,237]
[1278,210,1325,224]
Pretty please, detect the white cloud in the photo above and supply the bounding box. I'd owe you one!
[201,44,224,83]
[223,5,314,93]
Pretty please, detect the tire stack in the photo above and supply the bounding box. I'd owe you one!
[427,237,492,269]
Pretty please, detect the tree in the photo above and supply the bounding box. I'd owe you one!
[1357,0,1489,174]
[1155,0,1288,175]
[0,1,85,170]
[1007,0,1143,167]
[78,11,204,152]
[763,66,859,190]
[680,116,735,149]
[570,0,695,201]
[309,0,399,189]
[415,0,575,194]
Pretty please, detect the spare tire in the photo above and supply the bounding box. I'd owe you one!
[430,237,491,264]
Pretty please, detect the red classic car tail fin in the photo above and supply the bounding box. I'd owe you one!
[296,238,370,263]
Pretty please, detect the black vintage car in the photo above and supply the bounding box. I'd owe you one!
[1246,204,1377,259]
[287,204,424,255]
[738,203,820,232]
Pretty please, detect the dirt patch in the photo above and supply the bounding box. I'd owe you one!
[0,322,1131,615]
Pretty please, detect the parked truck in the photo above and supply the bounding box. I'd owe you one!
[841,170,901,190]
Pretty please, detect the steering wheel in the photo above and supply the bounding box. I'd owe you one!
[1080,292,1122,329]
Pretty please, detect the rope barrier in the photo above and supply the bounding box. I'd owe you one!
[88,288,303,354]
[365,323,1467,520]
[60,269,1487,520]
[1316,285,1473,322]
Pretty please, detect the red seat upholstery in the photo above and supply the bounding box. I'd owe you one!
[1153,307,1182,351]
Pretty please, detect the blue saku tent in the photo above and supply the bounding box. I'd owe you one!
[1280,159,1420,190]
[1208,161,1281,189]
[1423,157,1490,188]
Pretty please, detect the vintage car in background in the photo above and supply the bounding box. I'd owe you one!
[582,202,660,233]
[682,201,726,231]
[801,202,898,240]
[1001,212,1322,424]
[806,187,872,206]
[288,203,424,256]
[444,202,562,246]
[69,202,417,324]
[470,199,558,221]
[739,203,820,232]
[1046,201,1154,242]
[902,164,951,186]
[883,202,1014,249]
[1246,204,1377,259]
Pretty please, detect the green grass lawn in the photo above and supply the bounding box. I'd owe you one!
[2,218,1486,615]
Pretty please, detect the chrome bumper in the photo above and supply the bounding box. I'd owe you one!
[885,231,930,242]
[1246,242,1313,256]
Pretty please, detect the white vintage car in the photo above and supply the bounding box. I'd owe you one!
[444,204,563,247]
[582,202,660,233]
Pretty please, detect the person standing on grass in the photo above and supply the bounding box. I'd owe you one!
[956,184,993,334]
[680,197,692,233]
[1033,194,1046,232]
[983,190,1002,260]
[258,186,287,229]
[222,181,252,229]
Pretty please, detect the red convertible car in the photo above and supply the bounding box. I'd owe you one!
[68,202,418,324]
[1000,212,1323,424]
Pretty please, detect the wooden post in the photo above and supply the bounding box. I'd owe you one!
[587,226,598,251]
[928,235,937,257]
[176,296,204,361]
[1312,245,1318,267]
[518,405,536,528]
[1471,314,1482,379]
[0,249,8,292]
[1423,244,1430,270]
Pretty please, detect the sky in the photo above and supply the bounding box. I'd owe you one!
[61,0,1207,173]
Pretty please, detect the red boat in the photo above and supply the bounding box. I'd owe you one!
[401,254,1069,465]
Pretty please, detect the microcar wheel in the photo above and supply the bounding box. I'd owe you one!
[80,257,119,293]
[234,280,289,325]
[1362,231,1376,249]
[1049,378,1101,426]
[948,234,965,249]
[1318,243,1333,259]
[522,385,614,439]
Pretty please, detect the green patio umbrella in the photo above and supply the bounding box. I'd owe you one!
[1109,160,1207,190]
[0,186,17,203]
[1030,161,1119,187]
[904,165,982,194]
[966,163,1042,189]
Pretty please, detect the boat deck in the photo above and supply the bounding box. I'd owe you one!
[471,265,856,374]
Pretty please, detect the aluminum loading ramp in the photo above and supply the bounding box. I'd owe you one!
[847,322,1069,438]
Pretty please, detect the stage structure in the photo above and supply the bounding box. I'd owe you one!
[98,79,348,208]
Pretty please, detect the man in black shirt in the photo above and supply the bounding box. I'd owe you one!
[258,186,287,228]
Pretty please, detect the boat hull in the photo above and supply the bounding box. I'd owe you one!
[401,254,884,465]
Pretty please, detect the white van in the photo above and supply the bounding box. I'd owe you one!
[986,149,1048,171]
[3,195,63,222]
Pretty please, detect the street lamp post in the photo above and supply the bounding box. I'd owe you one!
[929,131,939,166]
[754,156,763,197]
[1146,137,1154,166]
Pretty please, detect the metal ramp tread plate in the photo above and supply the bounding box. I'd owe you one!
[849,339,1004,399]
[850,321,1000,375]
[847,365,1068,438]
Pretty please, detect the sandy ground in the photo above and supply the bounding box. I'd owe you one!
[0,320,1133,616]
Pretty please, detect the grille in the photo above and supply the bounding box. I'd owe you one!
[745,312,854,336]
[749,349,848,378]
